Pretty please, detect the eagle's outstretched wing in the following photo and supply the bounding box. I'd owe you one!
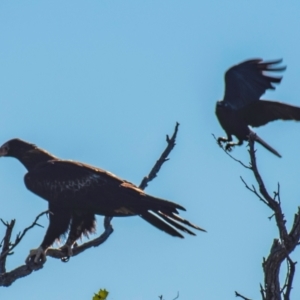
[239,100,300,127]
[223,59,285,109]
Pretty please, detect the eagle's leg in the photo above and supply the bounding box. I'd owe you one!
[225,139,243,152]
[59,212,96,260]
[59,244,73,257]
[217,136,229,146]
[218,134,232,147]
[25,207,71,265]
[59,233,78,258]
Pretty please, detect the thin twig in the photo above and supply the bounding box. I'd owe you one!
[259,284,266,300]
[240,176,268,204]
[212,134,251,169]
[235,291,252,300]
[11,211,47,252]
[273,183,281,204]
[268,213,275,221]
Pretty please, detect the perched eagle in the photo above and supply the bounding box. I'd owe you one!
[0,138,205,264]
[216,58,300,157]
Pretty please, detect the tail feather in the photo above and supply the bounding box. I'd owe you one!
[254,134,281,158]
[164,212,207,232]
[143,195,186,212]
[140,211,184,238]
[157,212,196,235]
[135,192,205,238]
[140,208,206,238]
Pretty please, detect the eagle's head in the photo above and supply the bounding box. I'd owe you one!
[0,138,57,171]
[0,138,37,159]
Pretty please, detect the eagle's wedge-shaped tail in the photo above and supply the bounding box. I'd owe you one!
[251,132,281,158]
[140,208,206,238]
[132,192,205,237]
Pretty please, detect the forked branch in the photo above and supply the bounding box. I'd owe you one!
[217,133,300,300]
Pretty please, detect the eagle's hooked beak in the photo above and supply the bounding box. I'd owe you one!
[0,144,9,157]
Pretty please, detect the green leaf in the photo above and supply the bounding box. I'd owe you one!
[92,289,109,300]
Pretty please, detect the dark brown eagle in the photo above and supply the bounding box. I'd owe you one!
[0,138,205,264]
[216,58,300,157]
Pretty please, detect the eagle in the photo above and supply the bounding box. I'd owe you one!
[0,138,205,264]
[216,58,300,157]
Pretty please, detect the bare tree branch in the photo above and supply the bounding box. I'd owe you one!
[0,219,15,274]
[172,292,179,300]
[0,123,180,287]
[217,132,300,300]
[217,133,300,300]
[283,257,296,300]
[0,211,48,275]
[140,122,179,190]
[5,211,47,259]
[0,263,43,287]
[247,134,289,242]
[240,176,268,205]
[247,134,300,299]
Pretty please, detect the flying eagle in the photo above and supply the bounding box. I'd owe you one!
[0,138,205,264]
[216,58,300,157]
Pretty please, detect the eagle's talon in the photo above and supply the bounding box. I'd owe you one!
[25,246,47,265]
[225,143,234,152]
[61,256,70,263]
[217,137,227,147]
[59,244,73,257]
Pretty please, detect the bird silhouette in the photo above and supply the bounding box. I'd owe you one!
[216,58,300,157]
[0,138,205,264]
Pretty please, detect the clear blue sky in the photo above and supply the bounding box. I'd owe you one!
[1,1,300,299]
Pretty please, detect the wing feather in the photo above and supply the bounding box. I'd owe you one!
[239,100,300,127]
[24,160,183,216]
[223,59,285,109]
[25,160,110,196]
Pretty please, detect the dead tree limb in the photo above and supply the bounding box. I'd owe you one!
[0,123,180,287]
[217,132,300,300]
[0,219,15,274]
[140,122,179,190]
[247,133,300,300]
